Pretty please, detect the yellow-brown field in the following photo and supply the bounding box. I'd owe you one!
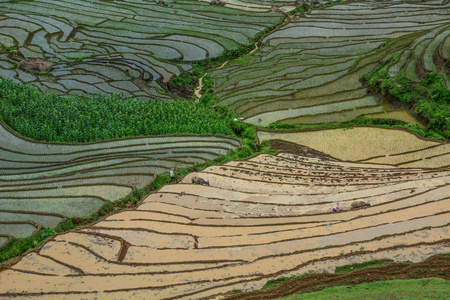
[365,143,450,168]
[257,127,445,164]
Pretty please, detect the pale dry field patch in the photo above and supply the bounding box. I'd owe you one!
[257,127,442,161]
[366,143,450,166]
[400,153,450,169]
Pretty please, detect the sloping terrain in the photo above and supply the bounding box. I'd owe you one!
[0,0,449,298]
[225,255,450,299]
[0,152,448,299]
[0,0,288,99]
[257,126,450,167]
[211,0,449,126]
[0,121,240,240]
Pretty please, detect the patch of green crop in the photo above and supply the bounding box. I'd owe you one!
[0,78,235,143]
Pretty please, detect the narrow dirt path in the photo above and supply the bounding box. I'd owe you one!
[194,60,230,101]
[193,11,295,101]
[249,42,259,55]
[217,61,229,69]
[194,42,256,101]
[194,74,206,102]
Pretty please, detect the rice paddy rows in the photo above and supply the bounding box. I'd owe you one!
[0,122,240,238]
[0,222,40,241]
[0,151,448,299]
[257,126,449,167]
[211,0,450,126]
[0,0,288,100]
[389,23,450,83]
[364,144,450,168]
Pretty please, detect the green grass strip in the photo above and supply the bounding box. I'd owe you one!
[280,278,450,300]
[334,259,395,274]
[267,117,446,140]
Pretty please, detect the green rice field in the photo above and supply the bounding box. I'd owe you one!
[210,0,449,126]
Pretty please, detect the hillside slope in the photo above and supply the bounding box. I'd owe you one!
[211,0,449,126]
[0,152,448,299]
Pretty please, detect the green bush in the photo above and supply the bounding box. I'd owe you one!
[237,144,253,158]
[242,126,256,140]
[90,213,99,222]
[363,66,449,139]
[55,219,76,233]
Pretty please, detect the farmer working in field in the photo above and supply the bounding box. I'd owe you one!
[332,202,340,212]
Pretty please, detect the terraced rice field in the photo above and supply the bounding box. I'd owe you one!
[1,0,449,298]
[0,152,448,299]
[0,122,240,239]
[257,126,449,168]
[363,110,424,127]
[0,0,290,99]
[211,0,450,126]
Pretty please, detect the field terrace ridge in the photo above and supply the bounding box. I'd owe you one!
[0,152,449,299]
[0,121,240,242]
[210,0,449,126]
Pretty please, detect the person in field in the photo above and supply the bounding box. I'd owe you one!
[170,168,175,182]
[332,202,340,212]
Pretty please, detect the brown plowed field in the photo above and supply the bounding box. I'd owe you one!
[0,152,449,299]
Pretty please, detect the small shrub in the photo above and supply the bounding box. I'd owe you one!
[237,145,253,158]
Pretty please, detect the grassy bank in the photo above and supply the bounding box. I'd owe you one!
[281,278,450,300]
[267,116,446,140]
[226,254,450,299]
